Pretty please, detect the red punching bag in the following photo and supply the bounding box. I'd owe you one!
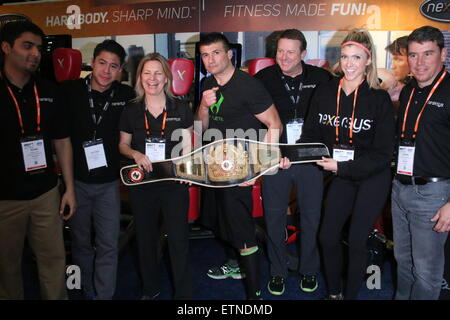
[168,58,194,96]
[52,48,82,82]
[167,58,198,221]
[247,58,275,76]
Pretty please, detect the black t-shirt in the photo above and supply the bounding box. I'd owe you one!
[202,69,273,139]
[0,76,69,200]
[119,97,193,159]
[396,69,450,178]
[301,77,395,181]
[254,62,332,143]
[61,77,135,184]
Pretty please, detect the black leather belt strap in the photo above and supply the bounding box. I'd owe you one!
[279,143,329,162]
[395,175,449,185]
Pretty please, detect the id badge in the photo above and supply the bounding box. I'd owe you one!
[397,143,415,176]
[83,139,107,171]
[145,137,166,162]
[286,118,304,144]
[21,135,47,172]
[332,144,355,162]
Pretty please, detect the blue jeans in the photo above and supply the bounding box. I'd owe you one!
[392,178,450,300]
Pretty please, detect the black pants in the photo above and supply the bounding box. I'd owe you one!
[319,168,391,299]
[128,182,192,299]
[262,164,323,278]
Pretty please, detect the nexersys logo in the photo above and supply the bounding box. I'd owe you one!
[318,113,373,133]
[420,0,450,23]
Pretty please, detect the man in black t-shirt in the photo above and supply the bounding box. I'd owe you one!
[196,32,284,300]
[392,26,450,300]
[254,29,331,296]
[61,40,134,300]
[0,21,76,300]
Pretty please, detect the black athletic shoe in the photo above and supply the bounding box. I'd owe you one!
[300,275,318,293]
[267,276,285,296]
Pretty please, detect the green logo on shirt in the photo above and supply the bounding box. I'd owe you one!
[210,92,224,115]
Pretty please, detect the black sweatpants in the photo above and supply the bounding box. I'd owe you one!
[128,182,192,299]
[319,168,391,299]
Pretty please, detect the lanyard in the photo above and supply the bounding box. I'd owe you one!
[281,74,302,119]
[86,76,114,138]
[336,78,361,145]
[145,109,167,137]
[400,70,447,140]
[3,75,41,135]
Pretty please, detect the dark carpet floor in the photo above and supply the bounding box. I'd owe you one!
[22,230,395,300]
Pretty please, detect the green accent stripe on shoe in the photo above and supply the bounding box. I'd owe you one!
[268,284,285,296]
[301,285,318,292]
[300,281,318,292]
[240,246,259,256]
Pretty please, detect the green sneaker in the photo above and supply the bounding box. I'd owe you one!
[267,276,285,296]
[300,275,318,293]
[207,263,245,279]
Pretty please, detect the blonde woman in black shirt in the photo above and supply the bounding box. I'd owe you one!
[301,29,395,299]
[119,53,193,299]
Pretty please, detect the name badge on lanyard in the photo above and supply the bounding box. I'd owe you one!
[397,142,415,176]
[396,71,447,177]
[144,109,167,162]
[21,135,47,172]
[331,79,362,164]
[82,76,115,171]
[286,118,304,144]
[332,144,355,162]
[83,139,107,171]
[145,136,166,162]
[4,78,46,172]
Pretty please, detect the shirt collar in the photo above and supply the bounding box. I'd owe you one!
[410,67,447,91]
[1,69,35,91]
[85,73,116,96]
[276,61,307,81]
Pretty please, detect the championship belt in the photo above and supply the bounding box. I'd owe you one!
[121,138,329,188]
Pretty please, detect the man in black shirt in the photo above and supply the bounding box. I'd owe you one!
[0,20,75,300]
[61,40,134,299]
[254,29,331,296]
[392,26,450,300]
[196,32,284,299]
